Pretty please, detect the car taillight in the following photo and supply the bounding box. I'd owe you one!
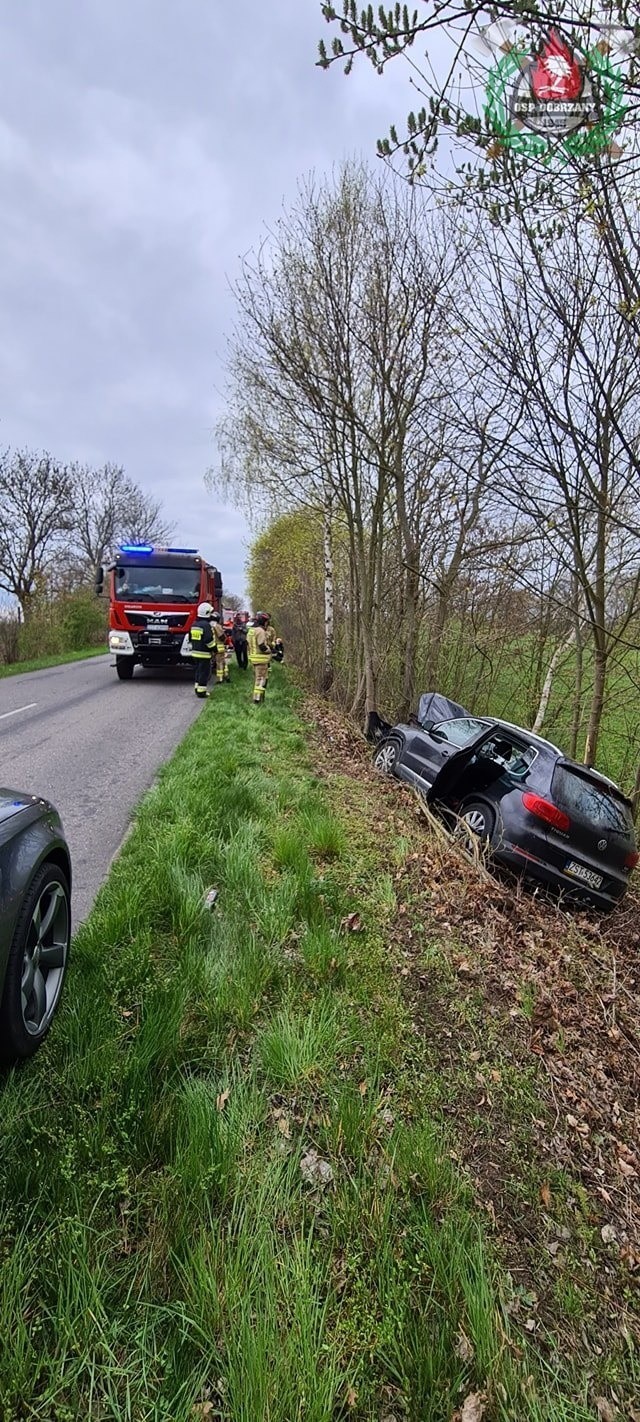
[522,792,570,832]
[625,850,639,871]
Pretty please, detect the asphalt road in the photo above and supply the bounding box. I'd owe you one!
[0,656,202,925]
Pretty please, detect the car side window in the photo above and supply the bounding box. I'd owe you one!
[508,746,537,779]
[430,717,488,747]
[478,738,537,778]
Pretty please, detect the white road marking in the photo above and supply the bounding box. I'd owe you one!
[0,701,37,721]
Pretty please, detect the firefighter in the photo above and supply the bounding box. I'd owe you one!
[212,609,230,684]
[247,611,271,704]
[232,612,248,670]
[189,601,215,698]
[265,613,277,652]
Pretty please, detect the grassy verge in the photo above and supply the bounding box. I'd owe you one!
[0,672,628,1420]
[0,646,107,678]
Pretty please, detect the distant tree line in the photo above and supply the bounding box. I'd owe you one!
[0,448,171,622]
[0,448,171,664]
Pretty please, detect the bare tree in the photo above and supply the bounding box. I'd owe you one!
[70,462,174,586]
[117,484,173,551]
[217,163,470,717]
[467,212,640,762]
[0,448,74,620]
[222,589,243,610]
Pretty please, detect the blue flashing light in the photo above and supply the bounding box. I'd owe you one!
[118,543,153,555]
[167,547,199,555]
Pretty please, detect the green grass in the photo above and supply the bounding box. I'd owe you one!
[0,645,107,677]
[0,671,614,1419]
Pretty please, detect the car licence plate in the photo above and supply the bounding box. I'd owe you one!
[148,623,169,633]
[565,860,603,889]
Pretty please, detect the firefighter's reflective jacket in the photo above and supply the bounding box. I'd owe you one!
[247,625,270,664]
[189,617,215,659]
[212,619,226,653]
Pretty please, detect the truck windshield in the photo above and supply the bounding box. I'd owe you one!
[114,564,201,603]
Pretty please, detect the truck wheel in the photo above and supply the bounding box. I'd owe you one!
[116,657,135,680]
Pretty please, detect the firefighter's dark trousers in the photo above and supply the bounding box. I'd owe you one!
[234,640,248,669]
[193,655,212,696]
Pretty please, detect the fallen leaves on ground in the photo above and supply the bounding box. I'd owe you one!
[340,911,363,933]
[304,690,640,1377]
[300,1149,334,1187]
[595,1399,617,1422]
[454,1329,474,1364]
[456,1392,487,1422]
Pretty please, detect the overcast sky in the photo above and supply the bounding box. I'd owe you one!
[0,0,412,601]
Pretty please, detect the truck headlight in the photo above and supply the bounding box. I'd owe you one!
[109,631,134,653]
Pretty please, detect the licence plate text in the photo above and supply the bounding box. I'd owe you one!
[565,860,603,889]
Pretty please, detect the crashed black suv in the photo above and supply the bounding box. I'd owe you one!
[369,692,638,910]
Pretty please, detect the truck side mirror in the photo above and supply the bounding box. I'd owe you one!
[95,566,104,596]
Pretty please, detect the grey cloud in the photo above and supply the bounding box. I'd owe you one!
[0,0,409,598]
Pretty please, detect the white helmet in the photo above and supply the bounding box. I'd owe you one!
[198,601,214,618]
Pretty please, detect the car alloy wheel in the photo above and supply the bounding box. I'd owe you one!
[456,801,496,857]
[374,742,398,775]
[21,878,69,1038]
[462,808,489,836]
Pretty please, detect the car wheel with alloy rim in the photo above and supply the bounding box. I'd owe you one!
[457,801,496,855]
[374,740,401,775]
[0,863,71,1063]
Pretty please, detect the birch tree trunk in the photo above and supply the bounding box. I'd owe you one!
[322,488,334,692]
[531,629,576,734]
[583,494,608,767]
[569,591,583,760]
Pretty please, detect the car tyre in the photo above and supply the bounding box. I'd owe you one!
[374,738,401,775]
[458,801,496,854]
[0,862,71,1065]
[116,657,135,680]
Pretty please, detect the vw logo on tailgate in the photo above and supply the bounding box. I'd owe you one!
[597,838,607,851]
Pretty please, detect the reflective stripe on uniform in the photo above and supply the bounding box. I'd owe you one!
[247,626,270,663]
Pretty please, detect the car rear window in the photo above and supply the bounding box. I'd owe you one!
[552,766,634,835]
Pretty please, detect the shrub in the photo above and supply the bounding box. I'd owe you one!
[13,590,107,663]
[0,617,20,665]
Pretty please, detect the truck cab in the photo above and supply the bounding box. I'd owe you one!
[97,545,223,680]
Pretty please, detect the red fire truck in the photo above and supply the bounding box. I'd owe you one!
[97,544,223,680]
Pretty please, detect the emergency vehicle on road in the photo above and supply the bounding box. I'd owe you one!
[97,545,223,680]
